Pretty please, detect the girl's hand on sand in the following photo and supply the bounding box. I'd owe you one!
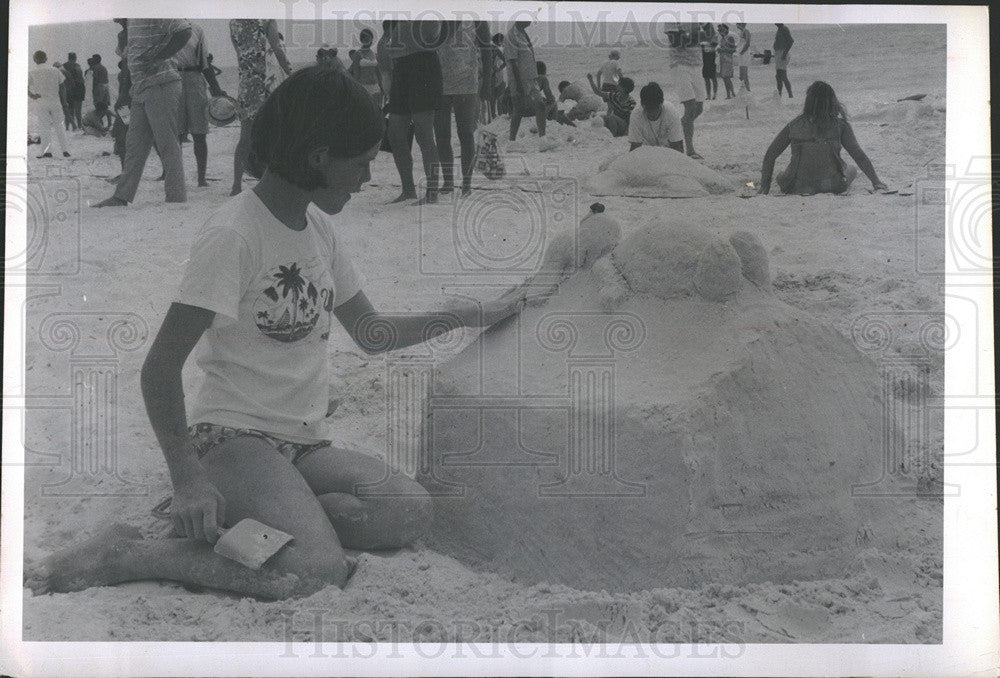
[172,474,226,544]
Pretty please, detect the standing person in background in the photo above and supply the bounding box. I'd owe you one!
[93,19,193,207]
[479,32,506,122]
[664,22,706,159]
[108,19,132,181]
[64,52,86,130]
[375,20,395,108]
[735,22,752,92]
[87,55,111,111]
[595,50,622,93]
[773,23,794,98]
[352,28,383,108]
[382,19,451,205]
[700,23,718,101]
[28,50,71,158]
[716,24,736,99]
[229,19,292,196]
[53,62,74,130]
[434,20,480,198]
[173,20,227,188]
[504,20,546,141]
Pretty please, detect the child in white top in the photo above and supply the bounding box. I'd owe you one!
[27,67,527,601]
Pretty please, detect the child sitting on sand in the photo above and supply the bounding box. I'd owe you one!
[26,67,527,601]
[757,80,887,196]
[587,73,635,137]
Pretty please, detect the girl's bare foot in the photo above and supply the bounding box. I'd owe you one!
[230,185,242,196]
[415,189,438,206]
[25,523,142,594]
[388,191,418,204]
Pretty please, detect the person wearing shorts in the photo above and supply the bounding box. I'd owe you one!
[434,20,481,197]
[773,23,794,98]
[665,22,706,159]
[700,24,718,100]
[383,20,449,204]
[174,21,226,187]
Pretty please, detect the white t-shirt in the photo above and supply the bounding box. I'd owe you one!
[28,64,64,101]
[176,191,364,443]
[628,104,683,146]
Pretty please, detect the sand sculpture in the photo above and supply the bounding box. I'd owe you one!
[584,145,735,198]
[417,206,911,592]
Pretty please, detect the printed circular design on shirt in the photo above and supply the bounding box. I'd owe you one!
[253,262,335,342]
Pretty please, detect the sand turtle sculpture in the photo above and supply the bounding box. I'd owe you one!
[584,145,735,198]
[416,206,929,592]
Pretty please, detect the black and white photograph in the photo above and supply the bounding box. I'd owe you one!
[2,1,996,675]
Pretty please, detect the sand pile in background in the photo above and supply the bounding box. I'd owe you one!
[585,146,735,198]
[422,212,921,592]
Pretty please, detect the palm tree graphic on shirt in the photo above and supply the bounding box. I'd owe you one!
[253,262,331,342]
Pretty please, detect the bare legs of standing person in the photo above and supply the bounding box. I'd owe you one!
[776,69,792,97]
[388,111,439,205]
[434,94,478,197]
[509,95,546,141]
[681,98,703,158]
[739,65,750,92]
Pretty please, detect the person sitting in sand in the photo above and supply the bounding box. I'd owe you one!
[628,81,683,153]
[757,80,887,196]
[596,50,622,93]
[81,101,113,136]
[587,73,635,137]
[556,80,602,121]
[26,67,528,601]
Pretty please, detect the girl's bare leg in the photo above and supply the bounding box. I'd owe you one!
[231,121,253,196]
[294,446,432,551]
[26,438,352,600]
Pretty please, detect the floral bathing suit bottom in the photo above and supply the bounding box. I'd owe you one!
[189,422,330,464]
[152,423,330,518]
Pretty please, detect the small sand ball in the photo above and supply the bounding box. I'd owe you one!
[694,237,743,301]
[576,203,622,267]
[614,221,715,299]
[728,231,771,289]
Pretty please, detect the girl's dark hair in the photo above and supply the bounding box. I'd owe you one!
[619,76,635,93]
[803,81,847,128]
[558,80,570,91]
[249,66,384,189]
[492,32,504,44]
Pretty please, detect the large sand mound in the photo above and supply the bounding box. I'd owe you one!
[419,213,914,592]
[584,145,735,198]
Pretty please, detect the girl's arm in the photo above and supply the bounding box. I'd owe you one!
[334,289,524,355]
[841,122,886,188]
[265,20,293,74]
[758,123,792,194]
[141,302,226,543]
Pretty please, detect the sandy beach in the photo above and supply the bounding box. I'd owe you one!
[14,18,958,648]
